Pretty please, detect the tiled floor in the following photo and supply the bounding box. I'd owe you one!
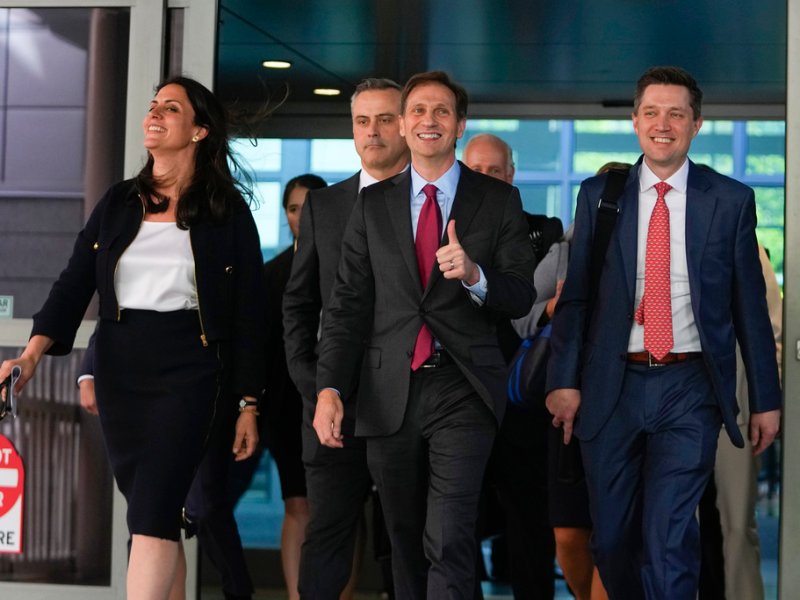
[213,465,780,600]
[204,526,779,599]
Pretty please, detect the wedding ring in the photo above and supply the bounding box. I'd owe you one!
[449,260,455,270]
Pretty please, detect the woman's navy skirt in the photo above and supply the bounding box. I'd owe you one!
[95,309,220,541]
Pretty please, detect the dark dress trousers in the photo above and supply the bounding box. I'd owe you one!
[316,165,536,598]
[485,212,562,598]
[546,159,782,599]
[282,173,374,599]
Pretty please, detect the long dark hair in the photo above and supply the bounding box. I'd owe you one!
[135,76,255,227]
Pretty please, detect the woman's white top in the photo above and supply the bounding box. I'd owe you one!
[115,221,198,311]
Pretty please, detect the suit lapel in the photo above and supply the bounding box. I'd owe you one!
[334,173,360,232]
[384,172,423,289]
[684,163,716,307]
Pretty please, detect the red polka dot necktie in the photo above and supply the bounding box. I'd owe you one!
[635,181,673,360]
[411,184,442,370]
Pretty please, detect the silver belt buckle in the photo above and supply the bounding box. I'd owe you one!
[421,352,438,368]
[648,353,665,368]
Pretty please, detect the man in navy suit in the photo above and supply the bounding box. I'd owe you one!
[545,66,781,599]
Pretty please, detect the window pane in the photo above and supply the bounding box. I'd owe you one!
[573,120,639,175]
[746,122,785,176]
[0,7,130,587]
[250,181,282,251]
[231,138,281,174]
[688,120,734,175]
[515,184,560,217]
[753,186,785,279]
[463,120,562,171]
[310,139,360,173]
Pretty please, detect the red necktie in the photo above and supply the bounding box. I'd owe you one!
[411,184,442,370]
[635,181,673,360]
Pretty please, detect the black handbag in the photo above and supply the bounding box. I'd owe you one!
[506,169,629,414]
[507,323,552,408]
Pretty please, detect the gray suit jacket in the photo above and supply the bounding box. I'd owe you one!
[283,173,360,407]
[316,164,536,437]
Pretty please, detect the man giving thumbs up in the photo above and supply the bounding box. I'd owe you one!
[314,71,535,599]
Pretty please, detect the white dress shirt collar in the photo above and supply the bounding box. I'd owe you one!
[359,163,410,191]
[638,158,690,194]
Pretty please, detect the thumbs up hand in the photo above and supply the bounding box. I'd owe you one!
[436,220,480,285]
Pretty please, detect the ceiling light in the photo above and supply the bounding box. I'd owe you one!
[313,88,341,96]
[261,60,292,69]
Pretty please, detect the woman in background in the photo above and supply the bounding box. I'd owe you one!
[231,173,327,600]
[0,76,265,600]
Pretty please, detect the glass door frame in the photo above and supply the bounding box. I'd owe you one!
[0,1,216,598]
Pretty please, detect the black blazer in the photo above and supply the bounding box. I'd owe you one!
[263,246,302,422]
[32,179,267,398]
[316,164,536,437]
[282,173,360,406]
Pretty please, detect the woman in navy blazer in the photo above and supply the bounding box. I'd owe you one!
[0,76,265,600]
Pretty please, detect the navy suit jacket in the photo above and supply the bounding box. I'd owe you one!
[546,158,781,448]
[315,164,536,437]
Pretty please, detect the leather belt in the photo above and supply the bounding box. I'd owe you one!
[626,351,702,367]
[419,350,454,368]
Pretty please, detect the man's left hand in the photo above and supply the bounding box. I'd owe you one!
[437,220,479,285]
[749,408,781,455]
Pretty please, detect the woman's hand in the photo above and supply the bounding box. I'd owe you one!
[0,335,53,397]
[232,404,259,461]
[78,378,99,415]
[0,357,32,399]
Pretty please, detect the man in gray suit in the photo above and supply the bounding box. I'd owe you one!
[314,71,535,598]
[282,77,409,599]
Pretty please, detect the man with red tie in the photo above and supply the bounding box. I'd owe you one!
[545,66,781,599]
[313,71,535,598]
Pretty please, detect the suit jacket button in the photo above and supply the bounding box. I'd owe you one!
[406,350,414,358]
[92,242,100,251]
[225,265,234,274]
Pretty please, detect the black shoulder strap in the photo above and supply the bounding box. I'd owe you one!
[588,168,629,309]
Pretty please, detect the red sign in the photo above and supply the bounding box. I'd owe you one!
[0,434,24,553]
